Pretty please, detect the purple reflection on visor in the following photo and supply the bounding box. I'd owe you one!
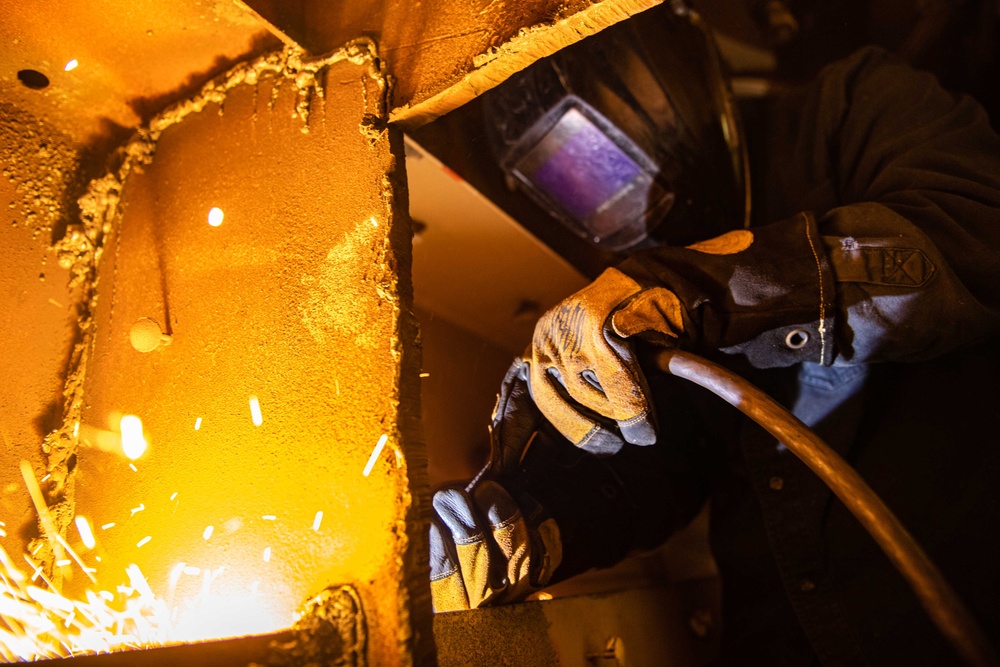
[530,109,642,221]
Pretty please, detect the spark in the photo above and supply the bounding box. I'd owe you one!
[74,516,96,550]
[136,536,151,548]
[73,422,79,438]
[130,504,145,516]
[202,526,214,540]
[20,461,65,562]
[48,298,65,308]
[194,417,202,431]
[0,528,5,538]
[261,515,276,521]
[54,528,96,585]
[363,434,389,477]
[335,379,340,395]
[64,59,78,71]
[40,474,50,483]
[311,511,323,531]
[419,372,430,378]
[262,547,271,563]
[101,523,115,530]
[129,463,138,472]
[369,216,378,227]
[120,415,147,460]
[249,396,263,426]
[208,207,224,227]
[55,560,71,568]
[170,492,178,501]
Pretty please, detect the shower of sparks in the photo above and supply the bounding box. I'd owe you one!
[262,547,271,563]
[0,548,294,660]
[261,515,276,521]
[170,492,178,501]
[101,523,115,531]
[64,59,78,71]
[363,434,389,477]
[74,517,96,550]
[194,417,202,430]
[208,207,224,227]
[311,511,323,531]
[120,415,147,460]
[249,396,263,426]
[130,504,145,516]
[136,536,151,548]
[203,526,214,540]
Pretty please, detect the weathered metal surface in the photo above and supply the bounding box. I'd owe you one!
[47,43,429,664]
[0,104,82,562]
[237,0,666,128]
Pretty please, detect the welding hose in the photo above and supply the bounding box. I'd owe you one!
[655,348,999,667]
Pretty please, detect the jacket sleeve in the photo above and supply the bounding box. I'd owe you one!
[616,47,1000,369]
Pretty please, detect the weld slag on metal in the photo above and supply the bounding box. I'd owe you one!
[253,585,367,667]
[41,39,387,572]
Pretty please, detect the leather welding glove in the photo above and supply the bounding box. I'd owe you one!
[525,266,685,455]
[429,481,562,612]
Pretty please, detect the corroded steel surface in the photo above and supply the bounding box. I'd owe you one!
[56,45,428,664]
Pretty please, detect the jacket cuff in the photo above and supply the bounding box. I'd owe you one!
[617,212,837,368]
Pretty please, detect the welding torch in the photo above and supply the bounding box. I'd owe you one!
[655,348,998,667]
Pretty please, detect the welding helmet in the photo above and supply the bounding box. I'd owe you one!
[483,2,749,251]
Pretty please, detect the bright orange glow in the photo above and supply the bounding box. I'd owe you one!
[207,207,224,227]
[0,547,293,660]
[75,516,96,550]
[249,396,263,426]
[120,415,147,460]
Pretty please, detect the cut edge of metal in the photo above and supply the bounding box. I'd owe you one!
[388,0,664,130]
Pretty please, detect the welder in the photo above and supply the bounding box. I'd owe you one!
[428,4,1000,665]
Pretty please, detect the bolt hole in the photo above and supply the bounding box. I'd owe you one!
[17,69,50,90]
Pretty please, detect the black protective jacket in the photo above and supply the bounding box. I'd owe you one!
[520,47,1000,666]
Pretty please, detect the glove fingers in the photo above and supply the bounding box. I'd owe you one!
[527,367,625,456]
[432,488,496,608]
[598,331,658,447]
[490,359,543,476]
[428,517,470,612]
[472,481,532,602]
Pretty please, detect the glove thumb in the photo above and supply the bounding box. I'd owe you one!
[610,287,685,339]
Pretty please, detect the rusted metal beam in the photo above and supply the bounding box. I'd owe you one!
[237,0,664,128]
